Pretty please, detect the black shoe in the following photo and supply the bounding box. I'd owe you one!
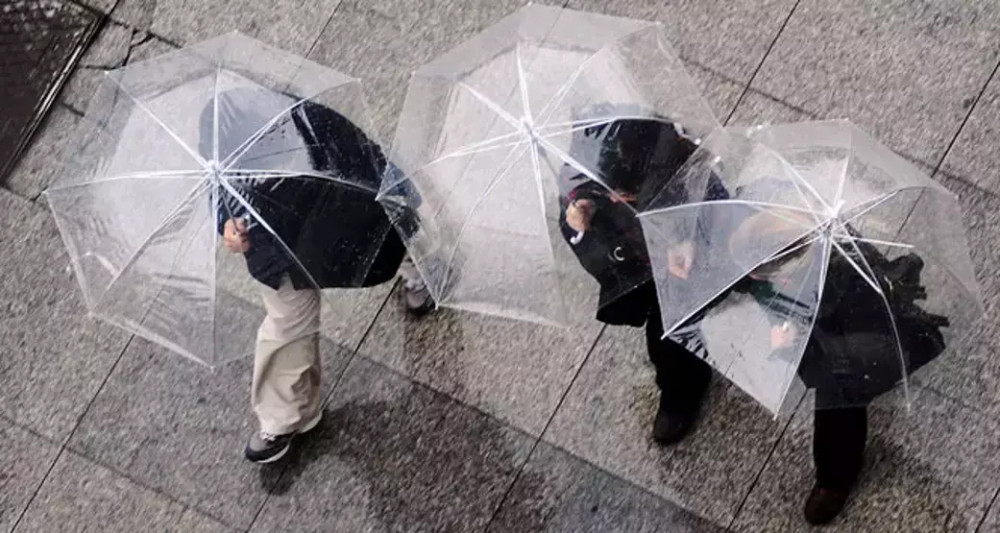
[404,281,435,317]
[244,412,322,464]
[803,485,850,525]
[651,402,701,445]
[245,431,295,464]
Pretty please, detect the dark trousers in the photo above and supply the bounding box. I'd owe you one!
[813,405,868,490]
[645,304,712,410]
[645,302,868,488]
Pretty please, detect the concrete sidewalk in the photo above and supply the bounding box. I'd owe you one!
[3,0,1000,531]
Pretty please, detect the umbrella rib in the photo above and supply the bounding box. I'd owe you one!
[216,178,324,291]
[525,140,568,321]
[96,180,209,305]
[45,171,206,192]
[233,144,327,166]
[834,235,913,249]
[213,62,221,164]
[839,190,900,225]
[638,199,824,222]
[219,97,309,171]
[829,239,883,295]
[515,41,533,124]
[432,137,533,164]
[536,115,666,138]
[839,187,983,305]
[833,127,852,211]
[534,46,608,126]
[655,218,829,336]
[772,237,834,413]
[420,131,528,167]
[534,135,638,214]
[837,233,912,407]
[104,74,208,169]
[437,142,533,300]
[456,81,523,130]
[776,156,832,222]
[223,169,379,194]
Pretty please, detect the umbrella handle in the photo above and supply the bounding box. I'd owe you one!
[570,231,584,245]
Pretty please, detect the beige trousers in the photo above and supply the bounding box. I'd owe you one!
[252,275,321,435]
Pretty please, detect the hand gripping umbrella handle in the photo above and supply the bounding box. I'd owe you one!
[570,231,584,245]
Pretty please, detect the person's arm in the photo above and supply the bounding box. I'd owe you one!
[663,168,732,279]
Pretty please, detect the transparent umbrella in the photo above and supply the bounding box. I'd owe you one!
[44,33,394,367]
[379,4,719,326]
[639,120,984,415]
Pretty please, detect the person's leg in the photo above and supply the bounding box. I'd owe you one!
[399,255,434,316]
[246,274,322,463]
[805,404,868,525]
[645,305,712,444]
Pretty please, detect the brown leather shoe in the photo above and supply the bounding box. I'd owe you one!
[803,485,850,525]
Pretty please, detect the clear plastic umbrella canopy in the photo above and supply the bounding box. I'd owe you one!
[639,120,984,415]
[45,33,389,367]
[379,4,719,326]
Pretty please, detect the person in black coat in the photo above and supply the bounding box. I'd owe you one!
[204,87,428,463]
[717,208,948,524]
[558,108,725,446]
[666,184,949,525]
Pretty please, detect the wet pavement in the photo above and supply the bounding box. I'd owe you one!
[3,0,1000,532]
[0,0,100,182]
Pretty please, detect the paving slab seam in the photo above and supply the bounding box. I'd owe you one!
[51,445,234,530]
[931,56,1000,178]
[976,485,1000,533]
[303,0,343,61]
[103,13,183,48]
[883,55,1000,310]
[8,334,135,532]
[528,430,739,529]
[0,411,61,450]
[722,0,802,126]
[723,393,806,531]
[242,351,546,533]
[481,323,609,532]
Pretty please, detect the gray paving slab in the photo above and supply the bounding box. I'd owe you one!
[731,390,1000,532]
[59,25,180,113]
[66,327,351,530]
[750,0,1000,167]
[487,441,726,533]
[358,285,602,437]
[566,0,797,84]
[14,450,197,533]
[4,106,81,200]
[307,0,540,143]
[544,325,786,525]
[686,62,744,121]
[319,284,395,353]
[173,508,238,533]
[0,422,60,533]
[110,0,341,54]
[942,71,1000,194]
[75,0,116,14]
[250,356,535,533]
[0,190,130,441]
[977,497,1000,533]
[59,22,133,112]
[726,88,816,126]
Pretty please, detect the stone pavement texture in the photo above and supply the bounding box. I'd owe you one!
[3,0,1000,531]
